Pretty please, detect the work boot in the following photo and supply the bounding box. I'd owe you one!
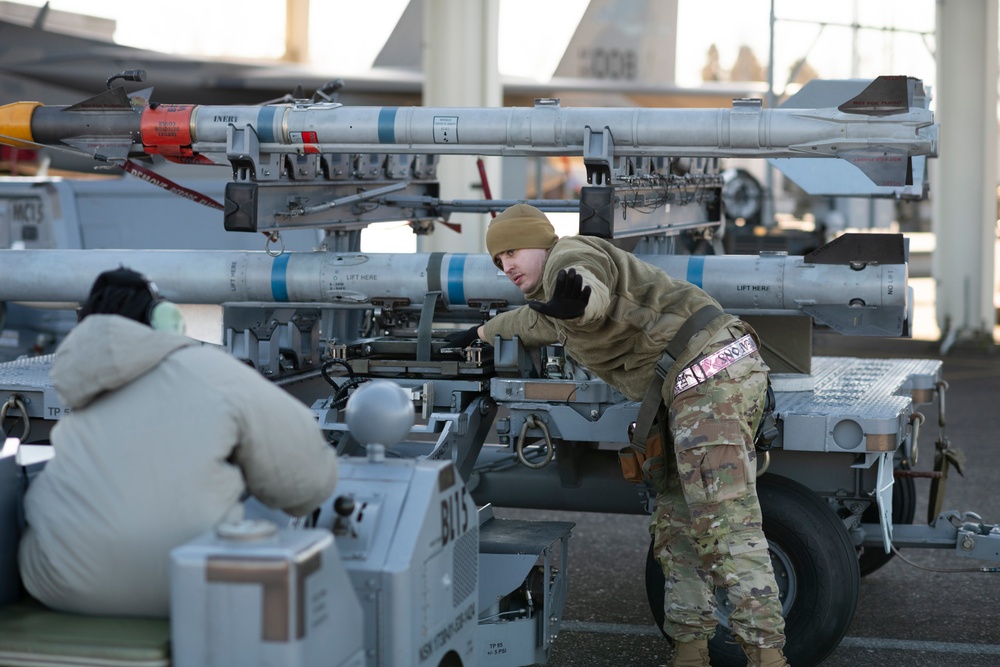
[740,644,788,667]
[670,638,711,667]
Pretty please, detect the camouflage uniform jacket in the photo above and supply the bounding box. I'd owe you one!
[481,235,742,403]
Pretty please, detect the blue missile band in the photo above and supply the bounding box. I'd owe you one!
[686,256,705,288]
[271,253,290,301]
[446,254,467,305]
[257,106,278,143]
[378,108,397,143]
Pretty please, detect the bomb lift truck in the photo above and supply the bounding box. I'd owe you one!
[0,74,997,667]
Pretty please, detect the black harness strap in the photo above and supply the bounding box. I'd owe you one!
[666,304,725,364]
[630,304,725,454]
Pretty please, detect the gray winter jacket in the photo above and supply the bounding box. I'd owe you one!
[19,315,338,617]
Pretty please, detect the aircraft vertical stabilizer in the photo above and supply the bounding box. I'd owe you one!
[552,0,679,84]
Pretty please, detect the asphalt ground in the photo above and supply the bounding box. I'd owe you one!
[494,330,1000,667]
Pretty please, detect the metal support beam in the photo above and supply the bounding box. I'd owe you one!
[283,0,310,63]
[421,0,502,254]
[933,0,998,350]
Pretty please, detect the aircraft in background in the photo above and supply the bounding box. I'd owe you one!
[0,0,763,178]
[0,0,764,109]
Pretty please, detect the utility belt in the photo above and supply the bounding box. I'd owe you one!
[672,334,756,396]
[617,305,776,487]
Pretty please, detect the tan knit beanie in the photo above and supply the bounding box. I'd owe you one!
[486,204,558,268]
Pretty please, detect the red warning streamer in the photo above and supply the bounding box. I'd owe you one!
[121,159,223,210]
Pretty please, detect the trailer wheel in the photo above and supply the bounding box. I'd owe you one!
[645,474,860,667]
[858,469,916,576]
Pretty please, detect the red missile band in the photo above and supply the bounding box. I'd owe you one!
[140,104,196,157]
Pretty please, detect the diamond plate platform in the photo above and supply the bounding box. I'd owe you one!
[777,356,941,456]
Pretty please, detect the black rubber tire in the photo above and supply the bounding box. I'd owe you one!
[858,469,916,576]
[645,474,860,667]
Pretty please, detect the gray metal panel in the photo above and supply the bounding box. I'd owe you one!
[0,355,66,419]
[778,356,941,454]
[479,518,574,555]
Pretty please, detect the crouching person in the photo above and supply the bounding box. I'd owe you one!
[18,267,339,617]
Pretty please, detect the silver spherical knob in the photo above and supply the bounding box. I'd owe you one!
[344,380,414,447]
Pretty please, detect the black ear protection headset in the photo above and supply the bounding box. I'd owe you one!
[78,267,186,334]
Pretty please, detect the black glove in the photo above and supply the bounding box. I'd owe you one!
[528,268,591,320]
[445,325,481,348]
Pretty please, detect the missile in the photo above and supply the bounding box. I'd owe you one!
[0,76,935,187]
[768,77,935,198]
[0,234,909,336]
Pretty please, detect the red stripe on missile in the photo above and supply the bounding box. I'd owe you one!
[140,105,196,157]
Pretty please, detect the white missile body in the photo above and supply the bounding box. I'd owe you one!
[1,75,935,188]
[188,101,934,158]
[0,247,908,335]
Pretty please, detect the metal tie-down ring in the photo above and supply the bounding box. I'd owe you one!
[515,414,554,469]
[0,394,31,442]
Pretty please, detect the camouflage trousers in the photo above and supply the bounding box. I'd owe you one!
[648,333,786,648]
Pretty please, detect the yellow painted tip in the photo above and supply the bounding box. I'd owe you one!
[0,101,41,148]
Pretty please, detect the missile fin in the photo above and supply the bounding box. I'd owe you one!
[837,75,912,116]
[128,86,155,108]
[780,79,869,110]
[801,304,907,337]
[64,87,135,112]
[841,147,912,187]
[804,232,906,265]
[62,136,133,162]
[769,155,927,199]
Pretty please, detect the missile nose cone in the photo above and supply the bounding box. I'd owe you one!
[0,101,41,149]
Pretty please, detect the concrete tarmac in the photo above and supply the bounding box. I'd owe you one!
[496,330,1000,667]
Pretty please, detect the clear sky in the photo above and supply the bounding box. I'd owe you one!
[10,0,937,93]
